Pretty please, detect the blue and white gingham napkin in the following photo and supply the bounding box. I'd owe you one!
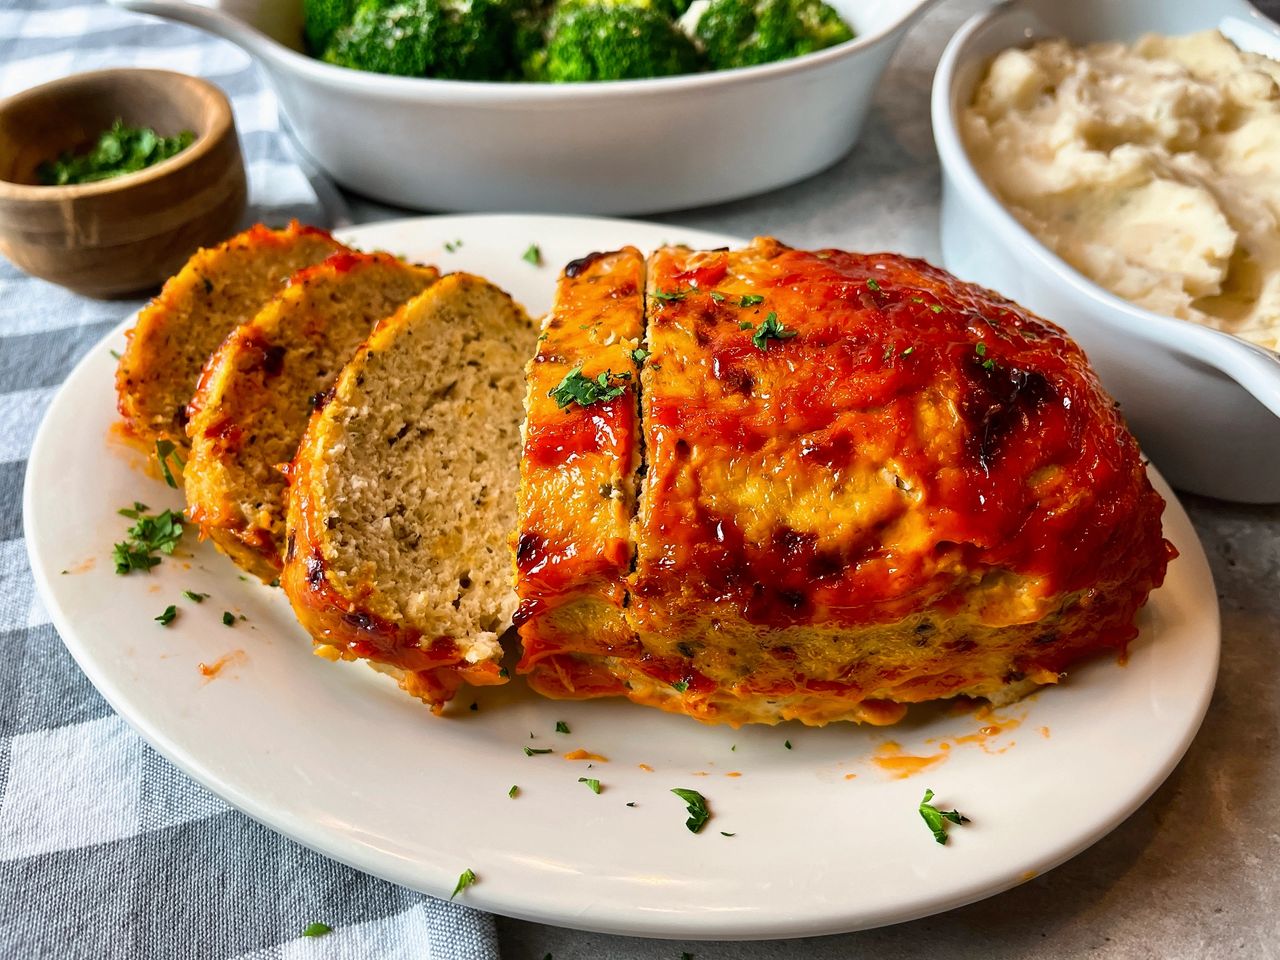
[0,2,501,957]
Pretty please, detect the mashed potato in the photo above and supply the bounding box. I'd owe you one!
[963,30,1280,350]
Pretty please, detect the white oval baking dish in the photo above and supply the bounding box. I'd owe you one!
[111,0,936,216]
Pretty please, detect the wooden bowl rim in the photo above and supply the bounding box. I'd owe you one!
[0,68,236,202]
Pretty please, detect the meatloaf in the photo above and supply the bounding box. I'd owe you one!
[514,238,1174,726]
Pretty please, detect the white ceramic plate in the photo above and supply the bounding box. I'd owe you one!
[24,214,1220,940]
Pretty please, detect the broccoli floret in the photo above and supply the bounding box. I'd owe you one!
[323,0,515,79]
[303,0,358,54]
[529,0,702,82]
[693,0,853,71]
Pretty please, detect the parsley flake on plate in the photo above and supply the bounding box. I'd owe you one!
[154,605,177,627]
[444,239,463,253]
[524,746,553,757]
[221,611,235,627]
[183,590,208,603]
[549,366,630,410]
[919,788,970,845]
[784,740,792,750]
[508,785,519,798]
[578,777,601,794]
[751,312,798,351]
[555,721,570,734]
[113,504,184,575]
[451,868,477,899]
[671,788,710,834]
[301,922,332,938]
[522,243,542,266]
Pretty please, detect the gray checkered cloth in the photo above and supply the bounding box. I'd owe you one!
[0,2,501,957]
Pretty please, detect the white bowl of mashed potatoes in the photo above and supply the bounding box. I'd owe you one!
[932,0,1280,503]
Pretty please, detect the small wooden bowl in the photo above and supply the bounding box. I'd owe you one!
[0,69,246,298]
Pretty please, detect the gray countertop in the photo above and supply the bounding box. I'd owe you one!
[350,1,1280,955]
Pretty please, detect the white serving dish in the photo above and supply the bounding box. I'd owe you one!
[932,0,1280,504]
[109,0,935,215]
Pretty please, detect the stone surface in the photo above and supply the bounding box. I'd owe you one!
[351,1,1280,955]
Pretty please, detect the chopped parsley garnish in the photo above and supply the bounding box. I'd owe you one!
[37,119,194,186]
[301,922,332,938]
[444,239,462,253]
[930,304,943,314]
[911,296,925,304]
[919,788,970,845]
[221,611,235,627]
[901,347,915,357]
[751,312,798,351]
[183,590,207,603]
[866,278,881,292]
[549,366,630,410]
[522,243,542,266]
[154,439,184,489]
[451,868,477,899]
[524,746,553,756]
[975,342,996,371]
[671,788,710,834]
[112,505,185,574]
[630,347,650,365]
[555,721,570,734]
[469,702,479,711]
[784,740,792,750]
[739,321,755,330]
[671,680,689,693]
[508,785,519,798]
[154,605,177,626]
[709,291,726,303]
[578,777,601,794]
[739,294,764,307]
[109,349,121,360]
[650,289,687,302]
[625,801,636,807]
[720,832,735,837]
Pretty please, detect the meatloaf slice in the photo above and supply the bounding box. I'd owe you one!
[116,221,346,450]
[283,273,537,712]
[185,251,439,581]
[512,249,647,700]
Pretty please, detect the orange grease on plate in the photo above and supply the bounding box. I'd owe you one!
[844,773,858,780]
[871,741,947,779]
[198,649,245,680]
[1021,870,1038,882]
[62,557,96,574]
[725,771,741,777]
[563,749,607,762]
[1039,725,1051,739]
[638,763,654,772]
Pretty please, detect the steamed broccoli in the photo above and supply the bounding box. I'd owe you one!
[302,0,358,54]
[322,0,515,79]
[528,0,702,82]
[692,0,854,71]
